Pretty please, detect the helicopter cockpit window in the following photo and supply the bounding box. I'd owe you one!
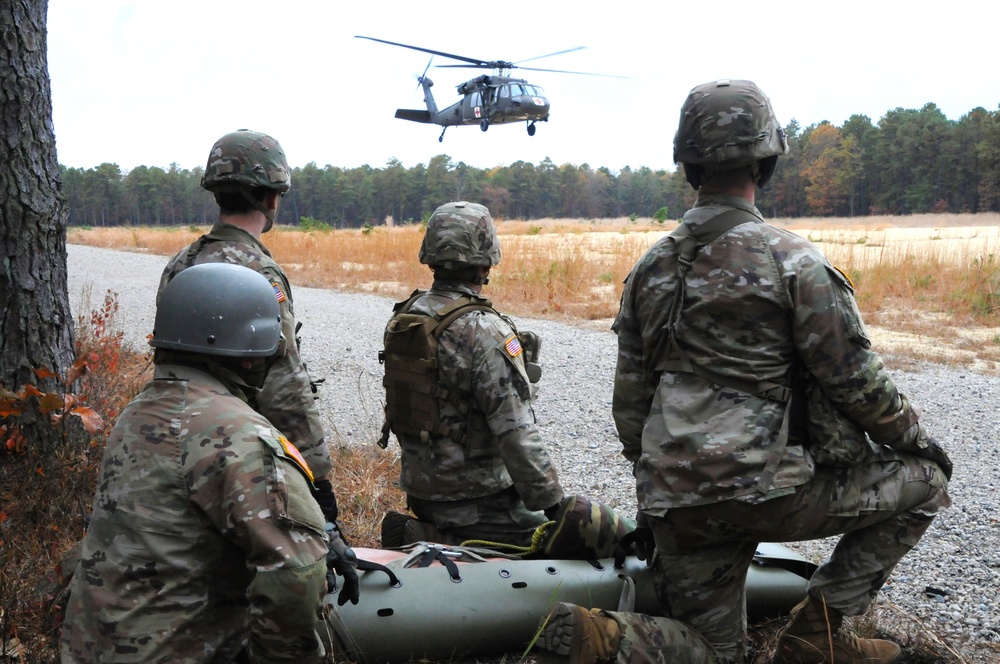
[508,84,525,96]
[525,85,544,97]
[499,86,510,99]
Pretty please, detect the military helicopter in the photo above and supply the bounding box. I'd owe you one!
[356,36,623,142]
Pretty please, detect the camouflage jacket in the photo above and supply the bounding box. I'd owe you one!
[158,222,331,478]
[388,282,564,510]
[61,364,329,664]
[613,194,915,512]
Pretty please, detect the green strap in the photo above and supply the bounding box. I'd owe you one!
[652,208,764,390]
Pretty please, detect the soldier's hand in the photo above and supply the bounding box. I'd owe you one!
[325,523,360,606]
[889,422,953,481]
[311,478,342,530]
[917,432,953,481]
[633,512,656,563]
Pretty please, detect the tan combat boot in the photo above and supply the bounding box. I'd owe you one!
[536,602,623,664]
[773,596,902,664]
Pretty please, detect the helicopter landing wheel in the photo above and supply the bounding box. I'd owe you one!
[480,119,489,132]
[527,122,536,136]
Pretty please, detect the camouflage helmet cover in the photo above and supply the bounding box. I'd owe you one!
[673,79,789,168]
[200,129,291,193]
[419,201,501,268]
[152,263,282,357]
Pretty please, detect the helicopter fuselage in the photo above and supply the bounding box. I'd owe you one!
[395,75,550,129]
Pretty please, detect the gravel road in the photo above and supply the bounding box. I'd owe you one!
[67,244,1000,662]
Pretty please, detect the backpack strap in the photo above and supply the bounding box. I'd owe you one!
[649,208,794,494]
[651,208,789,400]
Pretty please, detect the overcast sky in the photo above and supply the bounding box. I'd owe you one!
[46,1,998,174]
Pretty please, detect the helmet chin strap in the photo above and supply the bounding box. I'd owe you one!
[239,189,277,233]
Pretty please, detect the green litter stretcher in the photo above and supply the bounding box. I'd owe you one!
[325,541,816,663]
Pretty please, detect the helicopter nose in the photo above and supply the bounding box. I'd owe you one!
[521,95,549,113]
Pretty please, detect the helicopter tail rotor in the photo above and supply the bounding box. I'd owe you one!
[415,56,434,90]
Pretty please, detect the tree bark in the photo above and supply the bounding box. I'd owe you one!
[1,0,77,451]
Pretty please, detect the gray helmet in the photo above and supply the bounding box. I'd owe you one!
[200,129,291,194]
[419,201,501,269]
[152,263,282,357]
[673,79,788,185]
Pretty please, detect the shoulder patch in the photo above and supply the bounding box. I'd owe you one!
[271,281,287,303]
[260,431,315,482]
[833,265,854,289]
[504,335,523,358]
[277,434,313,481]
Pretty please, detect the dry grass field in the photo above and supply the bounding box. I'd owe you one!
[68,212,1000,373]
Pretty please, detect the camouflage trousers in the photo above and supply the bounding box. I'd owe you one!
[602,609,722,664]
[645,448,950,664]
[407,486,546,548]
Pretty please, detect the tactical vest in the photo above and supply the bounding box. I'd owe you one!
[377,290,497,448]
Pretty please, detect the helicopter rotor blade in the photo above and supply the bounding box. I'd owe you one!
[514,46,587,65]
[416,55,434,88]
[355,35,489,67]
[436,64,500,70]
[517,66,629,79]
[436,63,628,79]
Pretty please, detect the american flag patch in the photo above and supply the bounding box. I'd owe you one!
[272,282,287,303]
[278,434,314,481]
[505,335,523,357]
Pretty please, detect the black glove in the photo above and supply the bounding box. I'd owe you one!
[889,422,953,480]
[311,477,341,531]
[633,512,656,563]
[325,522,360,606]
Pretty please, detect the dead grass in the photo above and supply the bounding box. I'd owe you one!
[329,444,406,548]
[68,213,1000,373]
[1,289,152,661]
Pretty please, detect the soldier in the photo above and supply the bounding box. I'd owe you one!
[378,201,564,548]
[537,80,952,664]
[61,263,358,663]
[158,129,343,536]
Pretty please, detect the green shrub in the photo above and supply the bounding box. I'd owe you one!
[299,216,332,232]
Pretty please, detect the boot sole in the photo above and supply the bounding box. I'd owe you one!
[539,602,580,657]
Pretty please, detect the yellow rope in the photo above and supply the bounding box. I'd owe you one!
[459,520,554,557]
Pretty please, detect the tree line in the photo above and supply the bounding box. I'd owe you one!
[60,102,1000,229]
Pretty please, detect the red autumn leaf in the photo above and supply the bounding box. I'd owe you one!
[0,403,25,417]
[66,358,89,384]
[71,407,105,435]
[38,393,64,415]
[33,366,59,380]
[0,386,22,400]
[20,384,43,398]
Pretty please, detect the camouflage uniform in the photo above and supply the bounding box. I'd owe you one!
[158,129,331,481]
[612,192,951,663]
[607,610,720,664]
[384,201,564,547]
[393,284,564,545]
[603,79,952,664]
[60,363,329,663]
[159,223,330,479]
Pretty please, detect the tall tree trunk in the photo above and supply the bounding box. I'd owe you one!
[1,0,78,451]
